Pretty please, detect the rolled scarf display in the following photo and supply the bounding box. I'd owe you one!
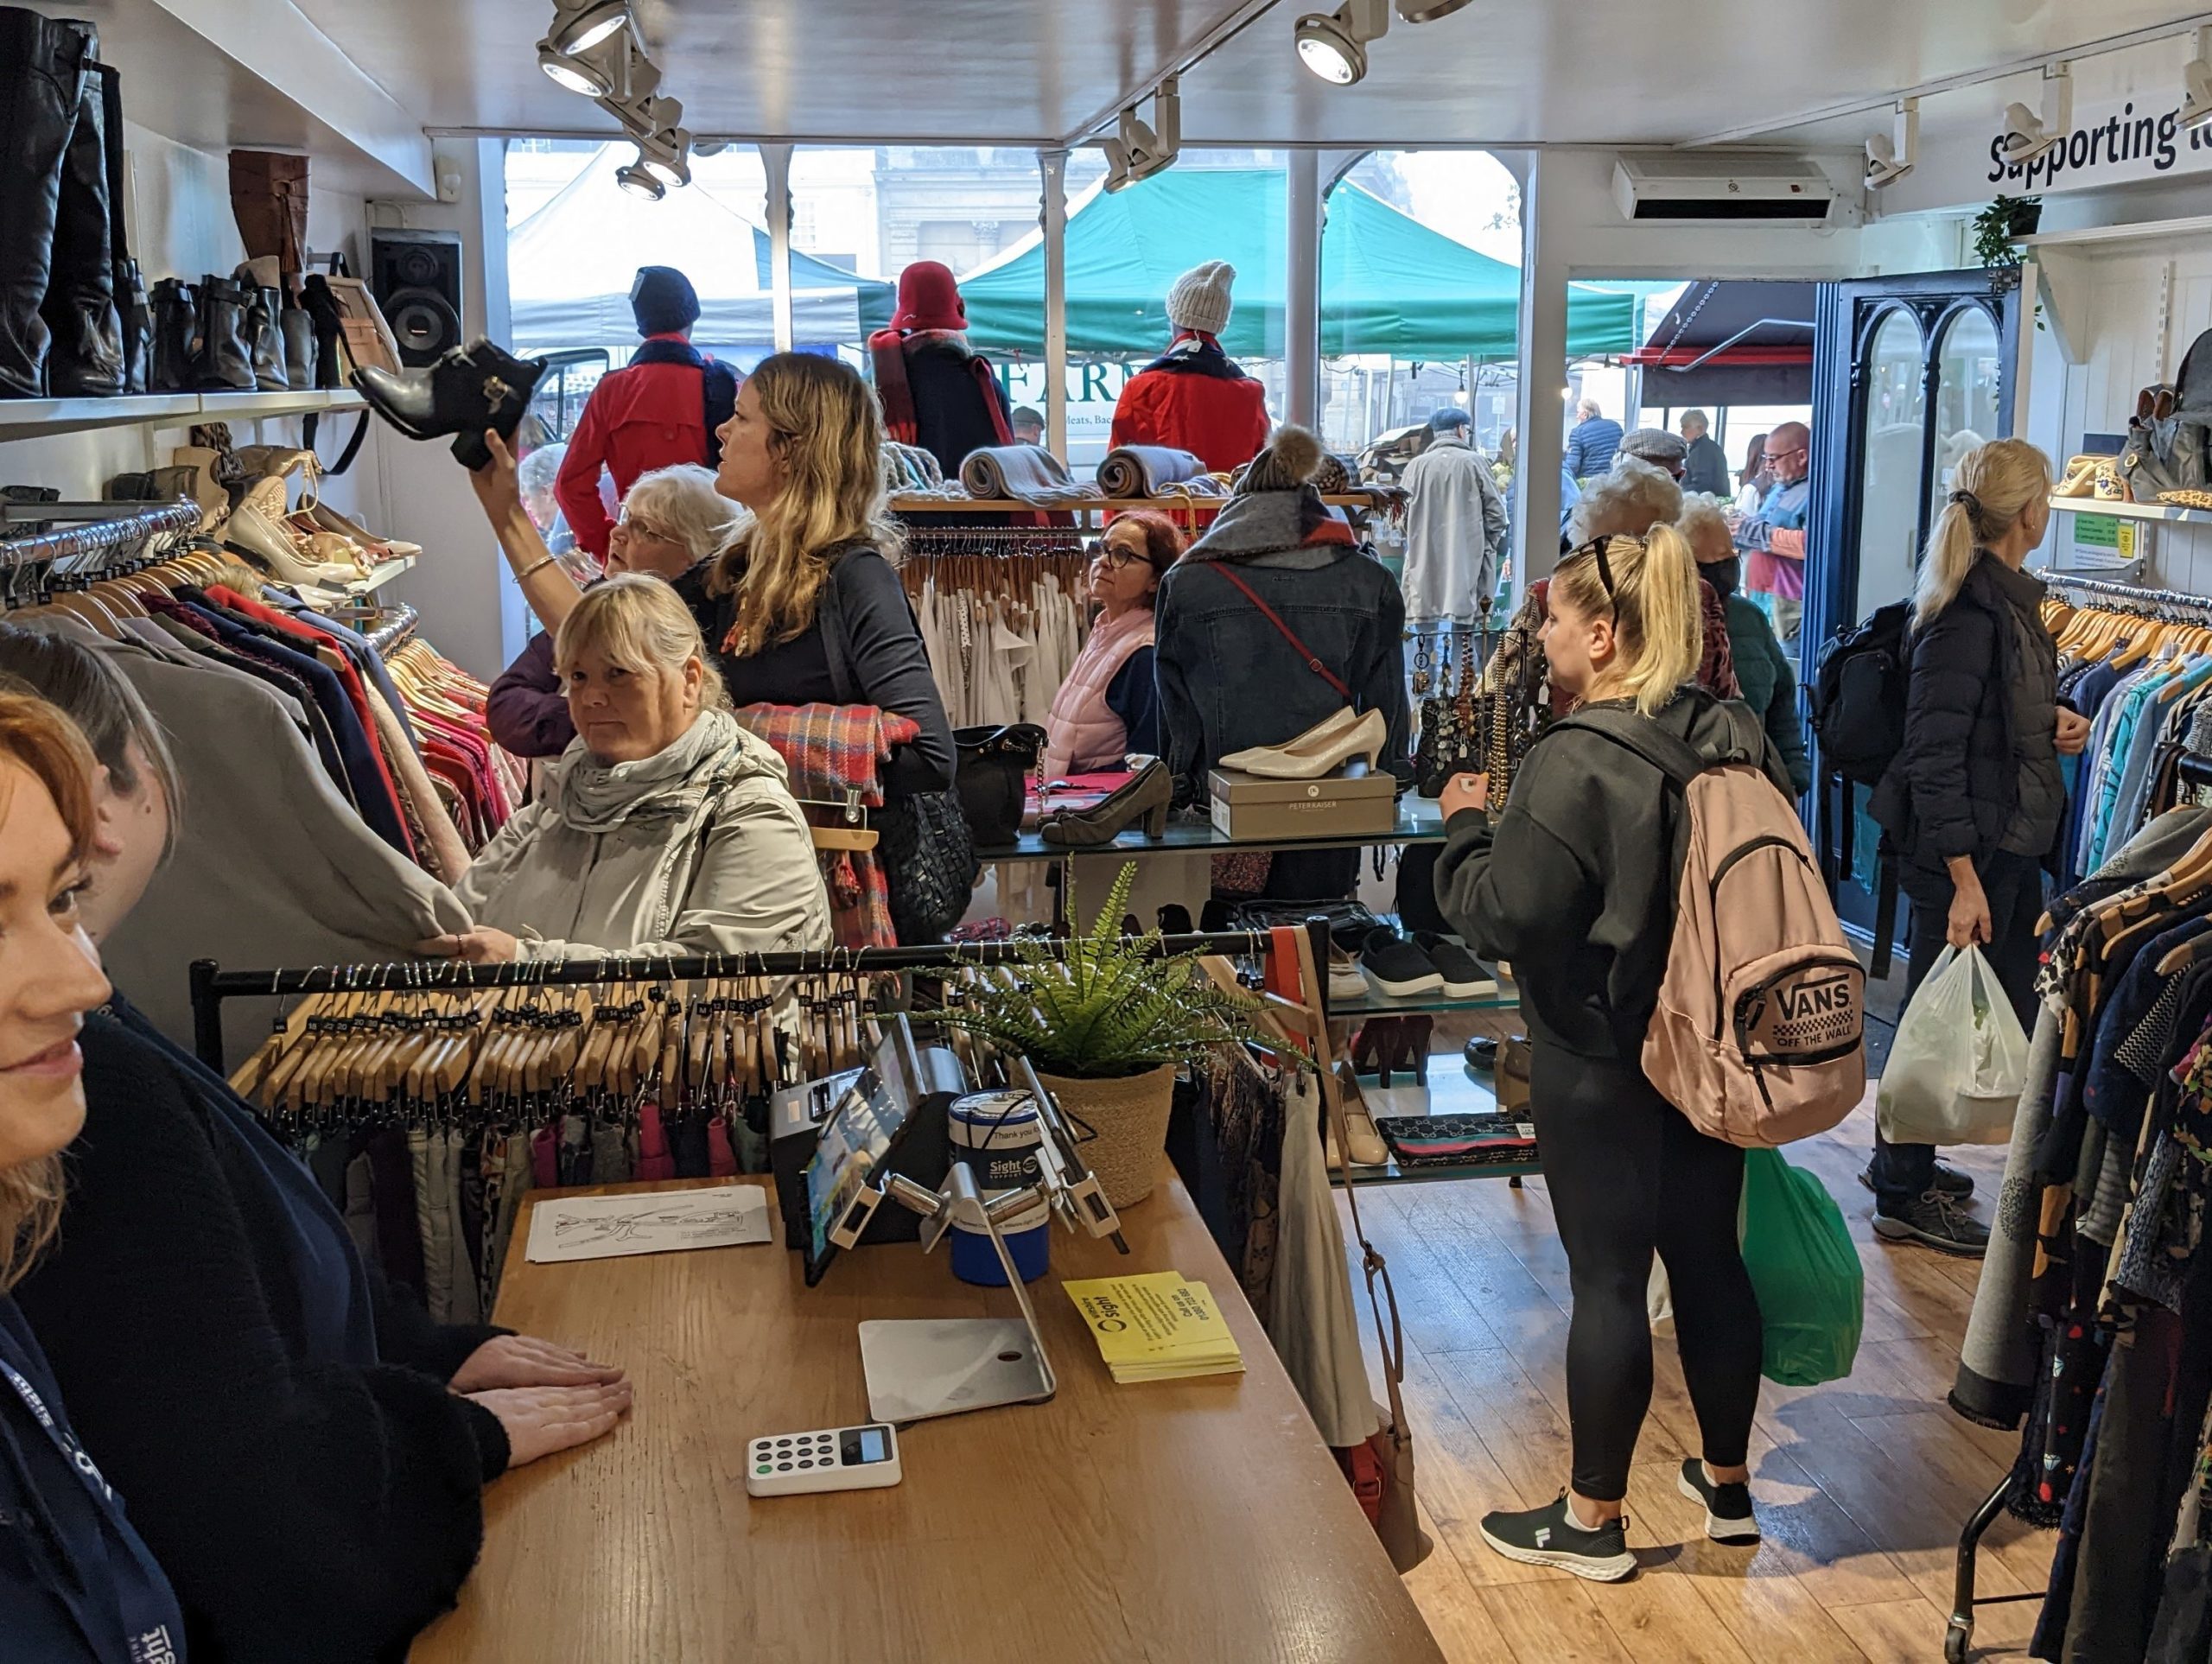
[957,444,1102,505]
[1096,445,1205,499]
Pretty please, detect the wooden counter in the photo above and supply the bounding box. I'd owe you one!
[412,1172,1443,1664]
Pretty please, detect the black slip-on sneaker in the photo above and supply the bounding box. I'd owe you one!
[1858,1159,1974,1201]
[1872,1190,1990,1257]
[1477,1492,1636,1582]
[1360,928,1443,998]
[1676,1458,1759,1543]
[1413,931,1498,998]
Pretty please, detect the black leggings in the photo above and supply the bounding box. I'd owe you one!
[1531,1044,1764,1502]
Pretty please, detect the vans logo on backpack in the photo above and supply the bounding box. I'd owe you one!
[1548,703,1867,1148]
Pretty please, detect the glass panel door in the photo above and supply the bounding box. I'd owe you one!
[1853,309,1928,625]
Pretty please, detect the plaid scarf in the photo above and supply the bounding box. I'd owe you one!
[733,702,919,948]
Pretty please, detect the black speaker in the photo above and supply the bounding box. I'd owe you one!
[370,229,464,367]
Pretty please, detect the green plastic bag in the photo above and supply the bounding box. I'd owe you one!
[1739,1148,1864,1387]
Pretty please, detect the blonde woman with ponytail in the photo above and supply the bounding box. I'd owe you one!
[1868,437,2082,1254]
[1433,525,1796,1578]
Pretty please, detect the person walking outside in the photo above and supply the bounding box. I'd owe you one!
[1867,439,2084,1254]
[1564,397,1624,481]
[1434,524,1787,1578]
[1400,407,1507,624]
[555,265,737,562]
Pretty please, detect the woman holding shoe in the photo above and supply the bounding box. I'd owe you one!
[1869,439,2082,1256]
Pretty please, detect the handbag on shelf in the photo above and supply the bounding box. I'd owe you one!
[950,722,1045,848]
[1224,897,1381,950]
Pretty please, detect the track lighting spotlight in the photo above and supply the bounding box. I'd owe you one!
[1102,77,1180,193]
[636,130,692,188]
[1865,97,1917,188]
[549,0,631,56]
[537,43,611,97]
[2183,27,2212,133]
[1295,0,1389,85]
[1394,0,1472,21]
[1999,63,2072,166]
[614,160,665,200]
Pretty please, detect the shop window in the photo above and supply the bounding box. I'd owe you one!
[1929,307,2002,530]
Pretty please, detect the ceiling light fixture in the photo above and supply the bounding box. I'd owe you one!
[1295,0,1389,85]
[2183,26,2212,132]
[1394,0,1472,22]
[614,159,665,200]
[550,0,631,56]
[1102,76,1180,193]
[1865,97,1918,188]
[636,129,692,188]
[537,43,611,97]
[1999,62,2073,166]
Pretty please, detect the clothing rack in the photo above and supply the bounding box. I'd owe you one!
[2036,568,2212,618]
[0,499,200,568]
[362,603,420,656]
[890,493,1388,516]
[186,930,1288,1070]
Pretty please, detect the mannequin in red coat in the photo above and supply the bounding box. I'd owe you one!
[553,265,737,560]
[1109,260,1271,473]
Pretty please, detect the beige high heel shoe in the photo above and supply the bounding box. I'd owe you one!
[223,480,369,589]
[1220,708,1387,780]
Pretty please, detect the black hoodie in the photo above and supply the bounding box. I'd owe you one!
[1434,685,1792,1061]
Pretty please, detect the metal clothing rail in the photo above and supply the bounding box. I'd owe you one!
[363,603,420,656]
[186,929,1287,1070]
[2036,568,2212,616]
[0,499,200,567]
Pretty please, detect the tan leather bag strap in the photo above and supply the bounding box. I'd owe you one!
[1282,924,1411,1439]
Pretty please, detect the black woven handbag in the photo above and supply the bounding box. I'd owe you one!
[875,789,979,943]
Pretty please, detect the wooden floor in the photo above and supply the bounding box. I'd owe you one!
[1354,1081,2047,1664]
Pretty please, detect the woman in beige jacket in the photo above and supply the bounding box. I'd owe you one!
[425,576,831,964]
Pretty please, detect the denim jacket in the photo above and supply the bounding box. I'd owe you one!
[1154,536,1408,801]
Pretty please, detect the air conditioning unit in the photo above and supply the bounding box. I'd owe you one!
[1611,152,1840,225]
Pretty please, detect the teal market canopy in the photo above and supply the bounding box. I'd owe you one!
[957,168,1637,361]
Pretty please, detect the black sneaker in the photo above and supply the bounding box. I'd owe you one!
[1872,1190,1990,1257]
[1858,1159,1974,1201]
[1477,1492,1636,1582]
[1360,928,1442,998]
[1413,931,1498,998]
[1675,1459,1759,1543]
[1465,1035,1499,1072]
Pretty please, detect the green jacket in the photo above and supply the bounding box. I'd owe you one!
[1723,594,1813,796]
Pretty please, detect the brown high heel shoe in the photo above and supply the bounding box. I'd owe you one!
[1039,760,1173,847]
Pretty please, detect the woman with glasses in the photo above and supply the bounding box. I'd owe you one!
[1041,511,1184,778]
[481,461,741,759]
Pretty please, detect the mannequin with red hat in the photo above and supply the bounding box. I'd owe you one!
[867,261,1015,479]
[554,265,738,560]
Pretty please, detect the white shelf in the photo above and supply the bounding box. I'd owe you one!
[2048,496,2212,525]
[0,387,367,444]
[301,555,415,602]
[2019,215,2212,254]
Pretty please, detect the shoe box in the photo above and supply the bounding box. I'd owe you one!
[1206,761,1397,841]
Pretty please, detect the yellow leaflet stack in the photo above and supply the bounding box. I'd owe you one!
[1062,1270,1245,1383]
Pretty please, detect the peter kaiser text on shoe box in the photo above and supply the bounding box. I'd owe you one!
[1207,765,1397,841]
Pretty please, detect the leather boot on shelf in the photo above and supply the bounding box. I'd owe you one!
[41,18,122,398]
[0,10,94,396]
[229,149,309,279]
[299,275,346,390]
[194,276,256,391]
[237,264,288,391]
[86,65,146,393]
[354,336,549,469]
[281,283,315,390]
[148,279,198,391]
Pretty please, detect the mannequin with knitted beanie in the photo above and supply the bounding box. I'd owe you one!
[554,265,738,560]
[867,261,1014,479]
[1110,260,1272,473]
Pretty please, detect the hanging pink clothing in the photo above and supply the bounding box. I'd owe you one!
[1042,606,1155,778]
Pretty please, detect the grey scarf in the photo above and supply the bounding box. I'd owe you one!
[552,707,758,833]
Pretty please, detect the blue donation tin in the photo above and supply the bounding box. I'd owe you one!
[947,1089,1049,1286]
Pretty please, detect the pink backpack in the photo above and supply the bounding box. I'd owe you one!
[1559,705,1866,1147]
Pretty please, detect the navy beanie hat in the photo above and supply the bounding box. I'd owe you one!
[631,265,700,336]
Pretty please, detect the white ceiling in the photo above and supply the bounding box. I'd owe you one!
[289,0,2211,150]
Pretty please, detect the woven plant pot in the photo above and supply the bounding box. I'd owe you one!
[1037,1063,1177,1208]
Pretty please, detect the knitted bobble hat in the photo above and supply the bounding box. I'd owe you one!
[631,265,700,336]
[1166,261,1236,336]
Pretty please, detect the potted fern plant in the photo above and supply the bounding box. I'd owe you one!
[939,862,1271,1207]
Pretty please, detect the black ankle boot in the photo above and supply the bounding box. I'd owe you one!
[41,19,122,397]
[299,275,345,390]
[243,281,287,391]
[355,337,549,469]
[0,10,94,396]
[148,278,198,391]
[281,283,315,390]
[194,276,255,391]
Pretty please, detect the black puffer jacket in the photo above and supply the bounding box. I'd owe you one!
[1869,555,2050,871]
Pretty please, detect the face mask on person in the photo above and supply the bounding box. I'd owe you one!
[1699,555,1742,599]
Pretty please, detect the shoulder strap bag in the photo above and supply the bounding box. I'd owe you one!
[1207,562,1352,700]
